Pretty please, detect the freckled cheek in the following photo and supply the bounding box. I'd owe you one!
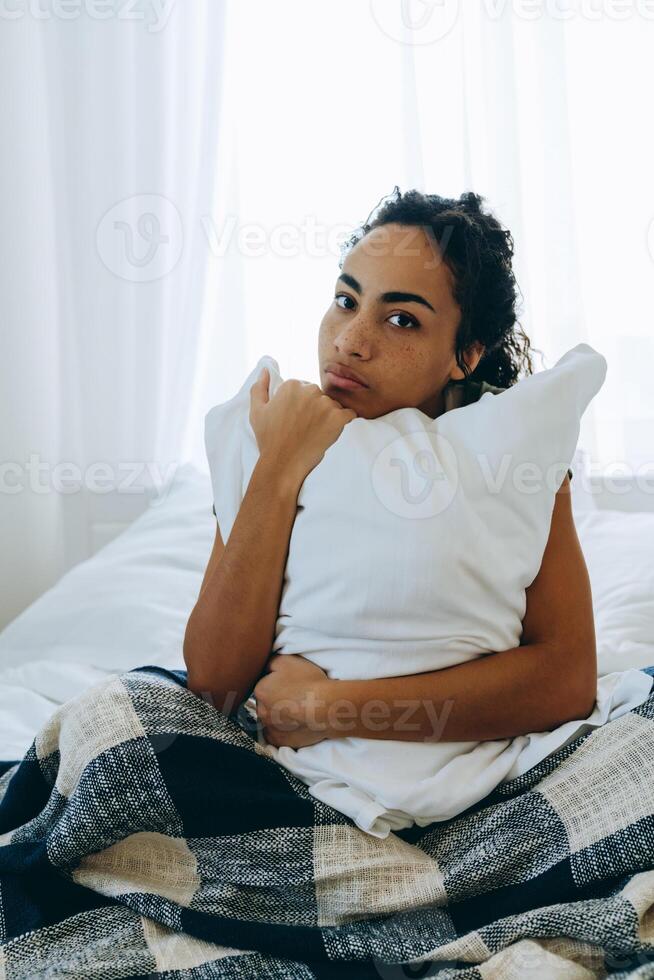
[399,347,423,373]
[396,349,433,398]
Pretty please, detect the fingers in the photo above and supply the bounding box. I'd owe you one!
[250,366,270,405]
[261,725,325,749]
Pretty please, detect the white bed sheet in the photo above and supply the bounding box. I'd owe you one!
[0,464,213,760]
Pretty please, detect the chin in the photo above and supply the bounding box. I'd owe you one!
[324,389,365,418]
[324,387,349,407]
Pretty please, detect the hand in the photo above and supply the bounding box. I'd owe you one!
[252,654,332,749]
[249,368,357,486]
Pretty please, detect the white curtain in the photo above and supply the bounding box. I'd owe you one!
[2,0,653,628]
[0,0,229,628]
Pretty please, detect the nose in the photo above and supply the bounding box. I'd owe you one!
[334,315,372,358]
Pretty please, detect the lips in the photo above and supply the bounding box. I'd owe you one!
[324,363,369,388]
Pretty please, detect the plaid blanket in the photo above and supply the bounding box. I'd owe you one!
[2,665,654,979]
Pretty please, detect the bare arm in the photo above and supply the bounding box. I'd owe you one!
[185,368,356,718]
[183,455,302,714]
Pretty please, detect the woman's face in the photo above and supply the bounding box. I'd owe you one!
[318,222,483,420]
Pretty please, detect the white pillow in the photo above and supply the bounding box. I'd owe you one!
[207,344,607,680]
[0,463,213,675]
[202,344,653,840]
[575,508,654,676]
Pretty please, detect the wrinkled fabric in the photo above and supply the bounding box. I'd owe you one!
[2,664,654,977]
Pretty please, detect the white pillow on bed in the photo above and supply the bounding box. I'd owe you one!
[575,508,654,676]
[206,343,608,681]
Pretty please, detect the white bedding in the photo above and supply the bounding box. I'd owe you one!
[0,464,213,760]
[1,460,653,774]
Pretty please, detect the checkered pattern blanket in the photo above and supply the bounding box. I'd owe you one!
[2,665,654,978]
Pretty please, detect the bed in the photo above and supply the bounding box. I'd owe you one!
[1,458,654,977]
[0,464,214,761]
[1,457,653,761]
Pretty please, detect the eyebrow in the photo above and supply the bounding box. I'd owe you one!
[337,272,437,313]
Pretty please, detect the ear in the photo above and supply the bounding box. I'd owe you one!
[450,342,485,382]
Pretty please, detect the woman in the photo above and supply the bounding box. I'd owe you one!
[4,190,653,975]
[183,186,596,753]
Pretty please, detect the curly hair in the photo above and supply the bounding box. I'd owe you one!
[339,186,539,389]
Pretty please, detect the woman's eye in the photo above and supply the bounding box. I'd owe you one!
[388,312,419,330]
[334,296,418,330]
